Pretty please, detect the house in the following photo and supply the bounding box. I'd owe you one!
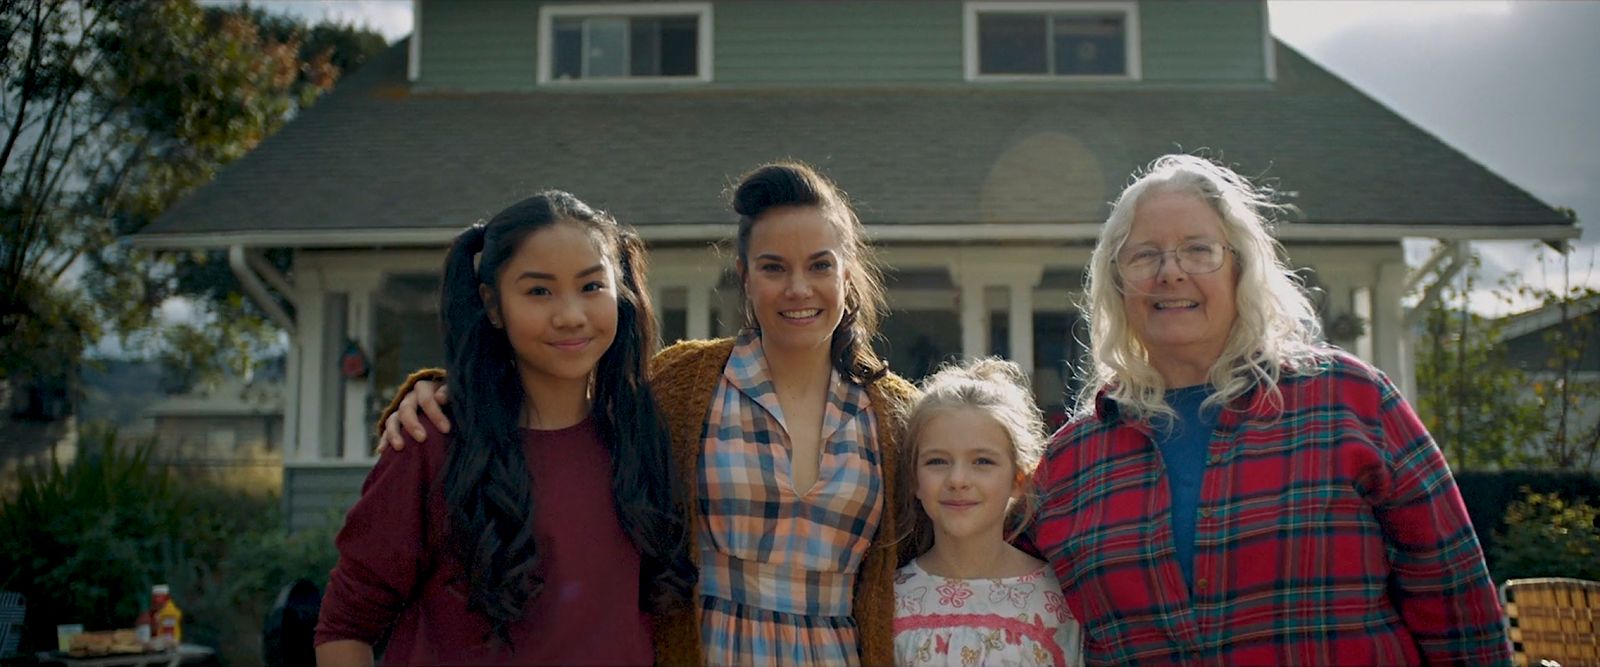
[1500,294,1600,376]
[73,359,287,489]
[134,0,1578,529]
[144,379,284,467]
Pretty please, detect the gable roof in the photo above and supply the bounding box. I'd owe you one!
[138,38,1576,248]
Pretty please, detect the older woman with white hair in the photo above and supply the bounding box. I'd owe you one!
[1031,154,1508,665]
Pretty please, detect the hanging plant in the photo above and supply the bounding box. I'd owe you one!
[1326,312,1367,342]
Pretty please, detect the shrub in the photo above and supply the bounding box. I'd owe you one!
[0,424,184,651]
[1490,488,1600,582]
[0,423,341,663]
[177,505,340,666]
[1453,470,1600,569]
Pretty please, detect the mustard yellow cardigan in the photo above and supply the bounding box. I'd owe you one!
[380,337,917,666]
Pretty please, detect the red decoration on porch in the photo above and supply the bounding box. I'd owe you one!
[340,340,370,380]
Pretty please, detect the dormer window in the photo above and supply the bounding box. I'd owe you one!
[965,2,1140,81]
[538,3,713,84]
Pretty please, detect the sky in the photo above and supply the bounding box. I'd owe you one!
[221,0,1600,315]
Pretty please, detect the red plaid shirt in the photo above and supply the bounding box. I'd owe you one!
[1033,352,1509,666]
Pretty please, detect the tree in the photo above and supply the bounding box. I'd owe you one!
[1,0,386,393]
[1514,242,1600,471]
[1415,256,1546,470]
[1415,242,1600,472]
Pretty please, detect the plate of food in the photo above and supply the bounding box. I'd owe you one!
[66,629,159,656]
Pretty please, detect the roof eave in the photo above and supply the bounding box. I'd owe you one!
[131,222,1581,250]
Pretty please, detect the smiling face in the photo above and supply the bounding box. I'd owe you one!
[483,220,619,399]
[914,408,1022,547]
[739,205,850,355]
[1118,190,1239,378]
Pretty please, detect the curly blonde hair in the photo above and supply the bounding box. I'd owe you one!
[1077,154,1327,423]
[897,357,1046,559]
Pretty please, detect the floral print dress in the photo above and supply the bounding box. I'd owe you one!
[893,560,1083,667]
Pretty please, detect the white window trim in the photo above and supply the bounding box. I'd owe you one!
[963,1,1141,82]
[1261,0,1277,81]
[537,2,713,85]
[407,0,421,82]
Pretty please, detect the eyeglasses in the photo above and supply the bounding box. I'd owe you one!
[1113,240,1234,282]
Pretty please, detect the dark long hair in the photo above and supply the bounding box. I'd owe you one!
[731,161,888,384]
[438,191,695,646]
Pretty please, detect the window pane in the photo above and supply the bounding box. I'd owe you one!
[372,273,443,412]
[978,13,1047,75]
[585,17,627,77]
[1052,14,1126,75]
[552,18,582,79]
[629,18,662,76]
[658,16,699,76]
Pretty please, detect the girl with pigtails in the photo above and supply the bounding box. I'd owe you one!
[315,191,696,666]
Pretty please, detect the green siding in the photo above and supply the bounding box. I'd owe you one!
[716,2,963,84]
[286,465,368,533]
[419,0,539,90]
[1141,1,1266,82]
[413,1,1267,90]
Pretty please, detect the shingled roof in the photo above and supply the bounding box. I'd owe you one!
[139,38,1574,248]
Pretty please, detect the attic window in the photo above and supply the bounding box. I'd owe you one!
[965,2,1140,81]
[539,4,713,84]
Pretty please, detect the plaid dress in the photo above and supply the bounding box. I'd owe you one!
[698,330,883,666]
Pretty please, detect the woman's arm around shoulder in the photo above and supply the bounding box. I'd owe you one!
[374,367,450,451]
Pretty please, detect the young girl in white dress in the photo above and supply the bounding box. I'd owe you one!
[893,359,1083,667]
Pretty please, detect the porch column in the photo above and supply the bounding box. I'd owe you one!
[341,274,381,462]
[1005,267,1044,376]
[653,264,721,343]
[951,262,1043,368]
[684,277,719,342]
[1353,286,1374,362]
[1373,260,1415,400]
[292,289,325,463]
[958,279,988,360]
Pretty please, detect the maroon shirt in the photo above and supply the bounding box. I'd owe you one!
[315,416,652,666]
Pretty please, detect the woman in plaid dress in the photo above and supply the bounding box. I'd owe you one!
[382,162,917,666]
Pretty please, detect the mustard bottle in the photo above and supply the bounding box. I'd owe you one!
[151,584,183,645]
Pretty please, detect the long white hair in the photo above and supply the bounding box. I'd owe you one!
[1076,154,1327,423]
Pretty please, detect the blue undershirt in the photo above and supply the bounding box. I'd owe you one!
[1156,384,1220,590]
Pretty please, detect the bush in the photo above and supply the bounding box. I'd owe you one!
[0,424,185,651]
[175,507,340,666]
[1490,488,1600,582]
[0,424,340,664]
[1453,469,1600,571]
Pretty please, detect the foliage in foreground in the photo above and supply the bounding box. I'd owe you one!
[0,424,339,663]
[1490,488,1600,583]
[2,0,386,390]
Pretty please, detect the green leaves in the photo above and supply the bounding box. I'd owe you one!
[0,421,340,658]
[1415,248,1600,472]
[1491,488,1600,582]
[2,0,386,384]
[0,423,181,647]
